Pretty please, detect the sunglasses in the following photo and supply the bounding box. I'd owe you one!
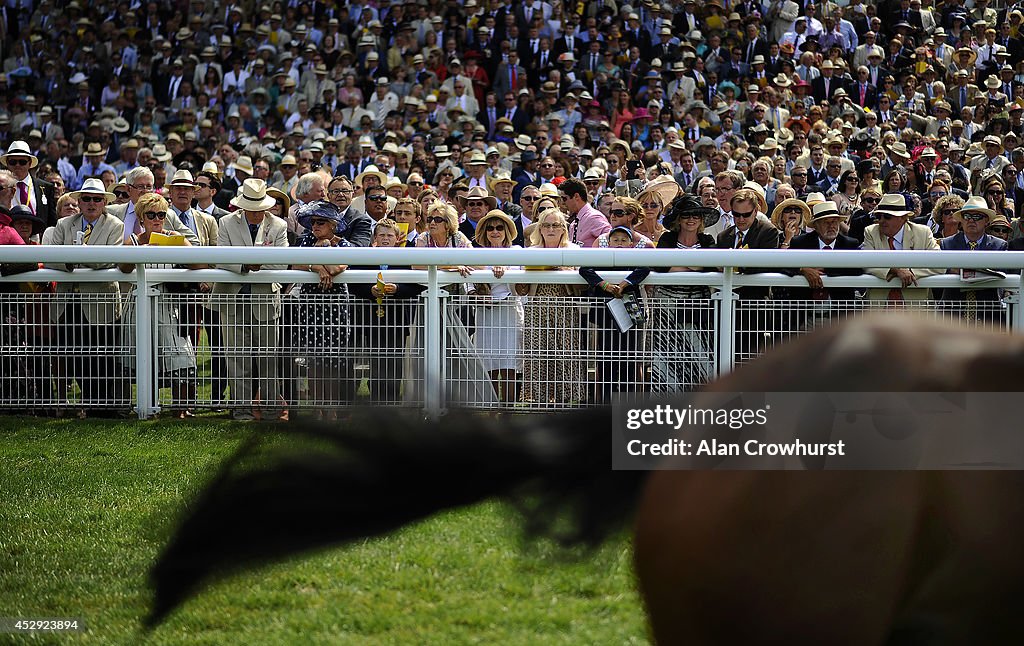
[466,200,486,207]
[862,197,881,204]
[484,224,506,232]
[961,213,988,222]
[520,195,537,201]
[79,195,106,203]
[536,205,553,214]
[791,173,807,178]
[609,208,627,217]
[310,218,333,226]
[641,202,661,210]
[6,158,30,166]
[986,190,1004,196]
[876,212,902,220]
[426,216,447,223]
[540,223,562,229]
[782,207,803,214]
[143,211,167,220]
[989,226,1012,234]
[195,182,211,189]
[940,208,957,216]
[732,209,755,219]
[678,213,702,220]
[113,191,128,199]
[367,195,387,201]
[409,181,424,186]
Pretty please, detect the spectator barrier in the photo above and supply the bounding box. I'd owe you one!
[2,246,1023,418]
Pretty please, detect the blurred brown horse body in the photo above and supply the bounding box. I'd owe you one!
[636,317,1024,645]
[151,316,1024,644]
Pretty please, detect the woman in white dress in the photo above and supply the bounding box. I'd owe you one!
[471,209,524,405]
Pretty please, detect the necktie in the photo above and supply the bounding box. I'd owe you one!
[18,180,27,206]
[83,223,93,245]
[180,210,191,230]
[735,231,744,248]
[966,241,978,321]
[887,235,903,301]
[511,66,517,89]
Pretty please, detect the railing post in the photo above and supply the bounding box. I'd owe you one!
[134,265,155,419]
[424,266,443,420]
[716,267,737,376]
[1011,275,1024,333]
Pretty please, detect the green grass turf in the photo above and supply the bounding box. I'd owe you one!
[0,418,648,645]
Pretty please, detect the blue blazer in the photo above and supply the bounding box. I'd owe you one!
[938,232,1008,302]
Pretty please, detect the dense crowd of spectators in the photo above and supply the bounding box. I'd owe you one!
[2,0,1024,418]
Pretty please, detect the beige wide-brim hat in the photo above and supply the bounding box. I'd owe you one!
[355,165,388,187]
[873,193,913,217]
[70,177,115,203]
[458,185,498,209]
[477,209,518,239]
[1,140,39,169]
[266,187,291,211]
[229,155,255,175]
[167,169,196,187]
[637,175,682,207]
[953,195,996,221]
[230,178,276,210]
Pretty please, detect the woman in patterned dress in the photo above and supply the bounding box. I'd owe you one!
[291,201,351,421]
[517,209,584,406]
[651,195,719,392]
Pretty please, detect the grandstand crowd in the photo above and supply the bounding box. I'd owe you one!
[2,0,1024,418]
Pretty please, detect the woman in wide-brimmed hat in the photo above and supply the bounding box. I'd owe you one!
[471,209,524,406]
[770,198,812,248]
[651,194,719,391]
[634,176,679,244]
[291,200,352,421]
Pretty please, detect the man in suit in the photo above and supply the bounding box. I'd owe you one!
[45,178,127,416]
[812,60,842,104]
[213,178,290,421]
[511,151,541,202]
[326,175,372,247]
[494,51,527,100]
[166,170,219,246]
[0,141,57,228]
[194,168,231,220]
[456,186,498,245]
[785,201,863,302]
[107,167,198,245]
[716,187,781,359]
[937,197,1009,321]
[862,193,942,301]
[848,66,879,110]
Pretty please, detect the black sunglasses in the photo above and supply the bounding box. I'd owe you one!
[426,216,447,223]
[484,224,506,231]
[113,191,128,199]
[367,195,388,201]
[609,208,627,216]
[6,158,30,166]
[732,209,755,218]
[79,195,106,203]
[143,211,167,220]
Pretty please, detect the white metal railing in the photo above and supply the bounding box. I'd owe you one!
[2,247,1023,418]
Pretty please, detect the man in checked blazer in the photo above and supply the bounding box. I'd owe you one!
[213,178,289,421]
[45,178,128,415]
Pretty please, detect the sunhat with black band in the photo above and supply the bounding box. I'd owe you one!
[230,178,276,211]
[873,193,914,218]
[1,140,38,169]
[70,177,115,203]
[810,201,846,221]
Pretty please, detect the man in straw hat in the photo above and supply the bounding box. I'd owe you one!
[44,178,127,416]
[862,193,942,301]
[936,196,1008,321]
[167,170,219,247]
[456,185,498,244]
[784,201,864,302]
[213,178,289,422]
[1,140,57,227]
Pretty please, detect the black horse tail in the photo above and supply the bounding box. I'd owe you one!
[147,407,646,628]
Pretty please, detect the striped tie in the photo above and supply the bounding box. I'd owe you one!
[966,241,978,322]
[83,223,93,245]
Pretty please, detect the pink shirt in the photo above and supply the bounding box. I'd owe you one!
[571,203,612,249]
[0,225,26,246]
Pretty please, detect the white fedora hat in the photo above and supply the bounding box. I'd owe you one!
[229,155,255,175]
[168,169,196,188]
[71,177,115,203]
[1,140,39,169]
[230,178,276,211]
